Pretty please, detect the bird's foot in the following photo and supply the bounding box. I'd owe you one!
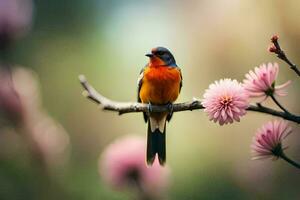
[147,102,153,116]
[167,102,174,115]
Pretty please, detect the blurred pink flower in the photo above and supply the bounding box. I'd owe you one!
[251,120,292,160]
[202,79,249,125]
[243,63,291,101]
[0,0,33,42]
[0,68,23,122]
[271,34,279,43]
[99,136,169,198]
[268,44,277,53]
[12,67,70,169]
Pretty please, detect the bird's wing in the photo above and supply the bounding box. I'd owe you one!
[137,65,148,122]
[178,66,183,93]
[167,66,182,122]
[137,66,145,103]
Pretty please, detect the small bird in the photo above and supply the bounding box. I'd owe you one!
[137,47,182,165]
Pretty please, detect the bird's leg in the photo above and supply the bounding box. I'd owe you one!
[167,102,174,115]
[147,102,153,116]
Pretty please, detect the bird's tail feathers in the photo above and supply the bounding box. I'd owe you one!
[147,117,166,166]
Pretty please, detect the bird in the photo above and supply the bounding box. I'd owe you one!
[137,47,182,166]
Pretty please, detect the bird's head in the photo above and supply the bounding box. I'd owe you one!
[146,47,176,67]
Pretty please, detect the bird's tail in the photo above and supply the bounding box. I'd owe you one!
[147,116,166,166]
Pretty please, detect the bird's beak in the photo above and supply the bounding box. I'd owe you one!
[145,53,154,58]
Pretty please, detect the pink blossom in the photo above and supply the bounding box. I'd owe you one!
[0,68,23,122]
[271,34,279,43]
[202,79,249,125]
[268,44,277,53]
[243,63,291,101]
[12,67,70,168]
[251,120,292,160]
[99,136,169,198]
[0,0,33,41]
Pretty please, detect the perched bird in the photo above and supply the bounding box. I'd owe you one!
[137,47,182,166]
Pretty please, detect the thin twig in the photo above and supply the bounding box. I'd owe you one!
[79,75,300,124]
[270,94,291,115]
[280,152,300,169]
[247,104,299,123]
[269,35,300,76]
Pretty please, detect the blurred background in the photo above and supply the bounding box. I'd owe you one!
[0,0,299,199]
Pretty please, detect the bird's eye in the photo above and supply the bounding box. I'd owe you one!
[156,51,164,56]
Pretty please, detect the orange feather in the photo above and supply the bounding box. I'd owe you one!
[139,65,181,105]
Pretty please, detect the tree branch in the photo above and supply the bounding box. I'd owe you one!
[79,75,300,124]
[269,35,300,77]
[270,94,291,115]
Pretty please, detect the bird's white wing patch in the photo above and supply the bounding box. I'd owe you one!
[137,71,144,86]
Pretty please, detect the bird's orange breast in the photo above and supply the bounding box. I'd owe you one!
[139,66,181,105]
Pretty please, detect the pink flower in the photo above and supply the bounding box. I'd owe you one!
[0,68,23,122]
[271,34,279,43]
[251,120,292,160]
[243,63,291,101]
[202,79,249,125]
[0,0,33,41]
[99,136,169,198]
[268,44,277,53]
[12,67,70,168]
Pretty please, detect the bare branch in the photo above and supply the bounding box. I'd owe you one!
[247,104,300,123]
[269,35,300,76]
[79,75,300,124]
[270,94,291,115]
